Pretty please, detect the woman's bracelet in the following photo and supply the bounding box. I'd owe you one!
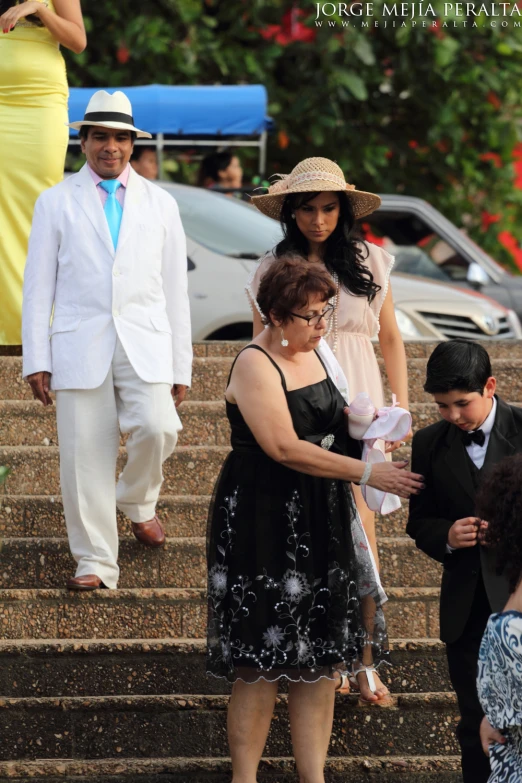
[357,462,372,486]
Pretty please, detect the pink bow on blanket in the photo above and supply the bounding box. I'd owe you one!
[360,395,412,515]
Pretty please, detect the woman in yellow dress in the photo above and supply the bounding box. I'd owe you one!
[0,0,86,345]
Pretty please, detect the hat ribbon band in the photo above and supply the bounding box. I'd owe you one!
[290,170,347,189]
[83,111,135,125]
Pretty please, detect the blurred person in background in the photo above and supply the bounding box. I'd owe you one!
[131,145,158,181]
[197,148,243,194]
[0,0,86,345]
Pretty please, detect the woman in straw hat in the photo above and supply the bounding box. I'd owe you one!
[248,157,410,694]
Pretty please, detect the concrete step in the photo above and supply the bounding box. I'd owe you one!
[1,494,409,540]
[0,494,410,540]
[0,399,496,448]
[0,495,210,538]
[0,638,449,698]
[0,444,418,497]
[203,339,522,360]
[1,355,521,404]
[0,587,440,641]
[0,446,229,497]
[0,692,459,761]
[0,536,440,590]
[0,537,206,590]
[0,755,462,782]
[0,400,229,448]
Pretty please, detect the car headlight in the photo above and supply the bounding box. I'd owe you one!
[507,309,522,339]
[394,308,423,339]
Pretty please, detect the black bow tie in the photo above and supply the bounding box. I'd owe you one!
[462,429,486,447]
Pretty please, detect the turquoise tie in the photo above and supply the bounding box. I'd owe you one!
[99,179,123,249]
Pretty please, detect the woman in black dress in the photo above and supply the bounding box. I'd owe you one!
[206,255,423,783]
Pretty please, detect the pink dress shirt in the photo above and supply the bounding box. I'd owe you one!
[88,163,130,209]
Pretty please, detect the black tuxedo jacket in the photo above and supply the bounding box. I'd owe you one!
[407,396,522,644]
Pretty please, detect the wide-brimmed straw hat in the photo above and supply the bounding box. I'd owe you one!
[69,90,152,139]
[251,157,381,220]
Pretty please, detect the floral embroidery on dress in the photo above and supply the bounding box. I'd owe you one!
[207,483,387,681]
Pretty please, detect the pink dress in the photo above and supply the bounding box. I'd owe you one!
[326,242,394,409]
[247,242,395,410]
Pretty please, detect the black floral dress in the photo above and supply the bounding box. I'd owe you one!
[206,345,389,684]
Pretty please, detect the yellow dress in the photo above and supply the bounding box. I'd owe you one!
[0,0,68,345]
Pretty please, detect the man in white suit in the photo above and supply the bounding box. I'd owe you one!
[22,90,192,590]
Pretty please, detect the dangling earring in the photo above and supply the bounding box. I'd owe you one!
[291,213,296,219]
[280,329,289,347]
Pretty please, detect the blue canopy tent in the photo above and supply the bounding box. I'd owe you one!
[68,84,272,176]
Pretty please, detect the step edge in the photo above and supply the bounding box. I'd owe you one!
[0,691,458,708]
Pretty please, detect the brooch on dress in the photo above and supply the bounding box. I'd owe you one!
[320,434,335,450]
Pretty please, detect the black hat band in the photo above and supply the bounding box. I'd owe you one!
[83,111,135,125]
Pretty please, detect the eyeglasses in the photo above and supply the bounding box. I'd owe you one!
[289,304,335,327]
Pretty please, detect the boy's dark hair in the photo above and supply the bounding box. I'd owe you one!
[424,340,492,395]
[476,454,522,592]
[79,126,137,144]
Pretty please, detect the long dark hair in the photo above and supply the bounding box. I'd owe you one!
[274,191,381,302]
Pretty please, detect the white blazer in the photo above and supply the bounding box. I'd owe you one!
[22,164,192,390]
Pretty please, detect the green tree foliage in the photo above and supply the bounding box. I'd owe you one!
[64,0,522,270]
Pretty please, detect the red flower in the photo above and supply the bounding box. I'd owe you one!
[257,7,316,45]
[513,142,522,189]
[259,24,281,41]
[429,19,445,39]
[385,150,393,159]
[480,211,501,232]
[479,152,502,169]
[408,140,419,149]
[498,230,522,273]
[116,45,130,65]
[360,223,385,246]
[278,130,290,150]
[487,91,502,110]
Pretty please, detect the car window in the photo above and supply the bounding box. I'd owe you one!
[161,183,282,259]
[361,211,483,283]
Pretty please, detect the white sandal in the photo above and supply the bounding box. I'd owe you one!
[351,665,377,694]
[333,668,351,693]
[351,665,394,706]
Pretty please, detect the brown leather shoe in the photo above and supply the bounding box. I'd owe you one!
[132,516,165,548]
[67,574,106,591]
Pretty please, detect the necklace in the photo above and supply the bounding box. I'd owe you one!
[325,270,339,353]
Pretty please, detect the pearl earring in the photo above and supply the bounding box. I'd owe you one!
[280,329,289,347]
[291,213,296,219]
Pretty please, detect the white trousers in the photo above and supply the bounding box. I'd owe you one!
[55,338,181,588]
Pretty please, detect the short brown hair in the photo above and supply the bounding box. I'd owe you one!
[257,254,336,326]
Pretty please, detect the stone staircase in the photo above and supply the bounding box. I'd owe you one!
[0,340,520,782]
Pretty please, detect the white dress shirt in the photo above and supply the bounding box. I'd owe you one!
[447,397,497,553]
[464,396,497,470]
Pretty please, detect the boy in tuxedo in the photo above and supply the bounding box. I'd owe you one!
[407,339,522,783]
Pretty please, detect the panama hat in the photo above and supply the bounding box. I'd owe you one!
[251,157,381,220]
[69,90,152,139]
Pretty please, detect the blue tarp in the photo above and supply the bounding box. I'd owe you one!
[68,84,271,137]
